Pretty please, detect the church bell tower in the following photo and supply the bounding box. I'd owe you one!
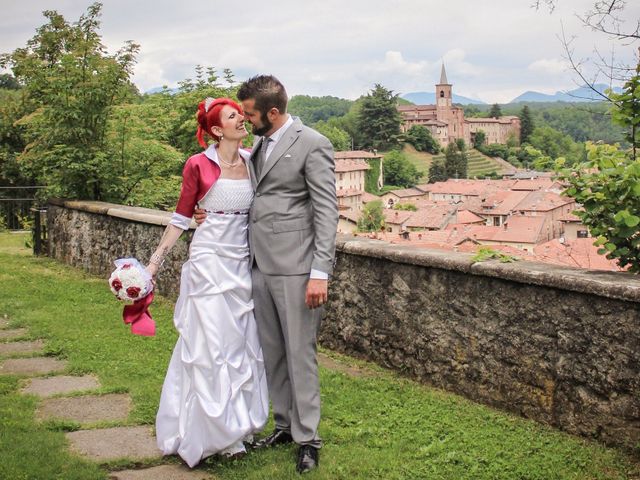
[436,63,452,109]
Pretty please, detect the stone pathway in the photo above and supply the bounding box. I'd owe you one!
[0,321,205,479]
[0,327,29,340]
[0,339,44,356]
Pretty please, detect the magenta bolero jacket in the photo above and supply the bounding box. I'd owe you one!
[170,145,251,230]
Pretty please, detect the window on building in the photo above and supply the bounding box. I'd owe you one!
[577,230,589,238]
[440,90,444,98]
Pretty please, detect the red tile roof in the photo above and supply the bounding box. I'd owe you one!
[533,238,625,271]
[334,151,382,160]
[335,158,371,172]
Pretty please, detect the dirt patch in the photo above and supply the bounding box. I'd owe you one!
[0,340,44,356]
[37,393,131,423]
[66,426,161,462]
[109,465,214,480]
[0,357,67,375]
[21,375,100,397]
[318,352,377,378]
[0,328,29,340]
[0,318,9,329]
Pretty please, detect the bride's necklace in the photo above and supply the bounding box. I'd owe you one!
[217,149,242,168]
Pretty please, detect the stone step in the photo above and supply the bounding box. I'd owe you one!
[66,426,162,462]
[0,328,29,340]
[0,339,44,357]
[109,465,214,480]
[0,357,67,375]
[37,393,131,423]
[21,375,101,397]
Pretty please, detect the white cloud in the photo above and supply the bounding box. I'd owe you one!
[528,58,569,75]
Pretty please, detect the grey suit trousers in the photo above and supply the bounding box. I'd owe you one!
[251,266,322,448]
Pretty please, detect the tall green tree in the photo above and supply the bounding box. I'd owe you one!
[444,139,468,179]
[519,105,534,144]
[357,84,402,151]
[489,103,502,118]
[382,150,421,187]
[405,125,439,154]
[0,3,139,201]
[428,159,447,183]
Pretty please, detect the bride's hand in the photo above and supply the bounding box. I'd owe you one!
[146,264,159,280]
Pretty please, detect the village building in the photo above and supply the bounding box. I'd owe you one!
[397,64,521,147]
[334,152,372,213]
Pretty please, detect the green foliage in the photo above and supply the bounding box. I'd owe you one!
[527,125,585,165]
[559,142,640,272]
[608,69,640,155]
[0,3,140,201]
[364,157,382,193]
[382,150,421,188]
[315,120,351,151]
[428,159,447,183]
[357,200,384,232]
[472,247,518,263]
[519,105,534,144]
[357,84,403,151]
[405,125,440,154]
[473,130,486,149]
[489,103,502,118]
[288,95,352,126]
[444,140,468,179]
[393,203,417,211]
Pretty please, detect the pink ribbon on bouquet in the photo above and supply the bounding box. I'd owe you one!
[122,291,156,336]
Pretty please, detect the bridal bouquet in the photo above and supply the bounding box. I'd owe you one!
[109,258,155,336]
[109,258,153,302]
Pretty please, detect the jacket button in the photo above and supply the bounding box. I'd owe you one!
[256,192,262,197]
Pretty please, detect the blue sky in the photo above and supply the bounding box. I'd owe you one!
[1,0,638,103]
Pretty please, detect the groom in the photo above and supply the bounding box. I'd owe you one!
[197,75,338,473]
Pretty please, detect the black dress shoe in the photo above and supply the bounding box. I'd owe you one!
[296,445,319,474]
[252,428,293,449]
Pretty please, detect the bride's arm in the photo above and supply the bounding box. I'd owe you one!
[146,224,184,277]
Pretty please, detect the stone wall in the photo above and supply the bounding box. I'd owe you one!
[47,200,640,455]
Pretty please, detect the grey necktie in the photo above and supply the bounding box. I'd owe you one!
[256,137,271,178]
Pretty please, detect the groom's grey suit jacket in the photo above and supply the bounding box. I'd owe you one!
[248,117,338,275]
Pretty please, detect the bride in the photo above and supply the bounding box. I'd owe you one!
[146,97,268,467]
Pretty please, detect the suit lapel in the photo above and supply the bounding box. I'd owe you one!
[248,138,263,189]
[257,119,302,185]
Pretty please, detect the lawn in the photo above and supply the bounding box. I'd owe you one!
[1,232,638,479]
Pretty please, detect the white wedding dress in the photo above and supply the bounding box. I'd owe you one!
[156,178,268,467]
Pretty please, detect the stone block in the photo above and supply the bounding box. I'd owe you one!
[22,375,100,397]
[37,393,131,423]
[108,465,213,480]
[66,426,161,462]
[0,357,67,375]
[0,340,44,356]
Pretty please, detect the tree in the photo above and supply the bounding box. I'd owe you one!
[519,105,534,144]
[382,150,421,187]
[0,3,140,201]
[489,103,502,118]
[528,125,584,165]
[357,84,403,151]
[428,159,447,183]
[473,130,486,149]
[288,95,353,126]
[393,203,417,211]
[444,140,468,179]
[357,200,385,232]
[314,120,350,151]
[405,125,440,154]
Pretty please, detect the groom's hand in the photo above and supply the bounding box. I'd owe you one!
[305,279,328,309]
[193,208,207,226]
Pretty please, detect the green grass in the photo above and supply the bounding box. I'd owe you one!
[1,232,639,479]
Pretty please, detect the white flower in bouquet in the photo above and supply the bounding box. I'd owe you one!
[108,258,153,302]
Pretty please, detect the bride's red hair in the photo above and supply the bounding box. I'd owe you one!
[196,98,243,148]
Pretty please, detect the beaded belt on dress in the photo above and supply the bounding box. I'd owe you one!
[205,210,249,215]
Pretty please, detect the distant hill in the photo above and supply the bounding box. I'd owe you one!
[145,86,180,95]
[509,84,623,103]
[401,91,486,105]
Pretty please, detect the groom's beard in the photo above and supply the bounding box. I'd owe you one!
[252,111,273,137]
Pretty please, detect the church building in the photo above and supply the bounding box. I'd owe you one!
[397,64,521,147]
